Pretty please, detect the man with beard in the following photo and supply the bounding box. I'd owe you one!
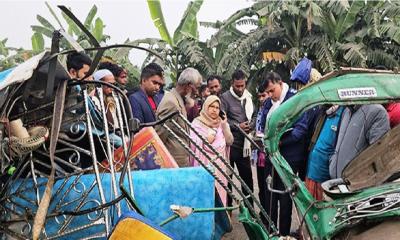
[66,52,92,80]
[156,67,202,167]
[220,70,254,207]
[207,75,223,96]
[129,63,165,123]
[98,61,128,91]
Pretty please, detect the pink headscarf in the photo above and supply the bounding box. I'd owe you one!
[196,95,221,129]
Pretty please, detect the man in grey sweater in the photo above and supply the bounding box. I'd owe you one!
[329,104,390,179]
[221,70,254,207]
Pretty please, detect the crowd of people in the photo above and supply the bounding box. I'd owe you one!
[66,51,400,236]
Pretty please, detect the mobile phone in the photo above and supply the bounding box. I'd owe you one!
[219,110,226,120]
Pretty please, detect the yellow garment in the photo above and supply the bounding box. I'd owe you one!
[109,218,173,240]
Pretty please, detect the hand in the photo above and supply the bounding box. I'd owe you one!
[221,116,228,125]
[207,134,216,143]
[239,121,250,133]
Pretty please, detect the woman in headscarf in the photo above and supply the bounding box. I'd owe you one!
[190,95,233,206]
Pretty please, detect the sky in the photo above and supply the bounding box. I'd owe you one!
[0,0,253,65]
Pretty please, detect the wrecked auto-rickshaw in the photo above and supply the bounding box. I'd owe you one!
[264,68,400,239]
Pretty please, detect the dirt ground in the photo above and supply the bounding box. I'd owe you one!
[221,166,299,240]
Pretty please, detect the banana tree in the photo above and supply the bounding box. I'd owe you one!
[198,2,286,88]
[146,0,275,86]
[30,2,109,53]
[241,0,400,74]
[30,2,144,89]
[144,0,208,83]
[103,40,142,89]
[308,0,400,71]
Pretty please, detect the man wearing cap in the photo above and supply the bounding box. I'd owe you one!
[88,69,125,148]
[98,62,128,91]
[92,69,119,128]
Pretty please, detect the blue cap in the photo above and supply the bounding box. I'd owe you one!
[290,57,312,84]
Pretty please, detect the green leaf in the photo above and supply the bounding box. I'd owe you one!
[199,21,222,29]
[307,1,323,31]
[306,35,335,72]
[45,2,64,29]
[339,43,367,67]
[61,10,81,36]
[112,38,167,60]
[380,22,400,45]
[92,17,104,42]
[256,5,272,17]
[382,2,400,18]
[282,2,300,16]
[258,16,267,26]
[36,15,56,31]
[367,11,380,38]
[208,6,256,48]
[84,5,98,29]
[216,26,278,77]
[316,10,337,41]
[236,18,259,26]
[31,25,54,38]
[367,49,398,69]
[335,1,364,41]
[173,0,203,44]
[0,38,9,56]
[147,0,173,46]
[178,39,214,74]
[324,0,350,16]
[31,32,44,52]
[79,39,92,49]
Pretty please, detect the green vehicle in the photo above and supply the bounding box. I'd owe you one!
[1,5,399,238]
[263,68,400,239]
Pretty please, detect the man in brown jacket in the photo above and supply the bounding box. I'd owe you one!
[156,67,202,167]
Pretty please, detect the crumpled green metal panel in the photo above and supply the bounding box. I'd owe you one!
[238,204,275,240]
[264,70,400,239]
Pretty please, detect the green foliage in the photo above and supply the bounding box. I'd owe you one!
[118,56,141,90]
[84,5,98,29]
[31,25,53,38]
[93,18,104,42]
[0,49,33,72]
[27,3,140,90]
[146,0,173,46]
[104,39,148,90]
[178,39,213,74]
[249,0,400,74]
[191,0,400,91]
[334,1,364,41]
[61,9,81,36]
[1,38,34,71]
[173,0,203,44]
[146,0,205,83]
[5,0,400,94]
[31,2,110,52]
[31,32,45,53]
[0,38,9,57]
